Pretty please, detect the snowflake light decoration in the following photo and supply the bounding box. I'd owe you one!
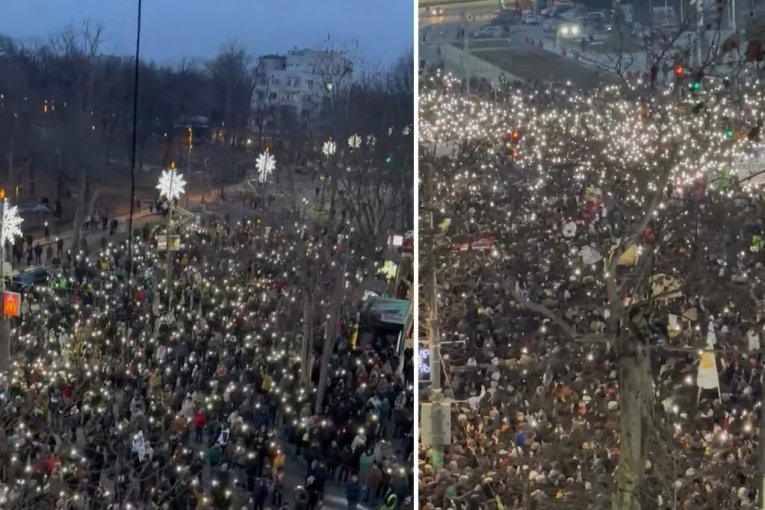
[402,125,411,136]
[366,134,376,147]
[1,202,23,243]
[156,169,187,201]
[322,140,337,157]
[388,127,394,136]
[348,134,361,150]
[256,151,276,184]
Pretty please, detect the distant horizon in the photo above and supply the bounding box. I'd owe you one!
[0,1,412,66]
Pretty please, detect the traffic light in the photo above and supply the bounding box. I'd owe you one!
[673,65,684,79]
[690,70,703,91]
[724,128,733,139]
[508,129,522,160]
[510,129,522,142]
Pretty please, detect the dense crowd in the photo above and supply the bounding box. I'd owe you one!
[0,199,414,510]
[419,71,765,509]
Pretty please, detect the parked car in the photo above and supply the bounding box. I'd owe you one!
[557,22,583,38]
[473,26,505,39]
[542,4,573,19]
[580,11,607,27]
[490,9,522,27]
[543,18,563,33]
[429,7,444,16]
[523,13,541,24]
[11,267,51,291]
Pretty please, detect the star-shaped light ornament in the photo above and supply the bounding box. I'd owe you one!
[322,140,337,158]
[1,202,23,244]
[156,169,187,201]
[348,134,362,150]
[256,151,277,184]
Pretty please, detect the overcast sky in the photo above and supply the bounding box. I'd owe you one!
[0,0,412,65]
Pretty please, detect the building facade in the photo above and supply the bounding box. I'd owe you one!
[251,49,353,132]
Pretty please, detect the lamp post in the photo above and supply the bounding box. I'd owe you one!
[156,164,186,313]
[0,188,22,378]
[255,150,276,200]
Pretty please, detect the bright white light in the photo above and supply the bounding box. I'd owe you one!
[1,202,23,243]
[255,151,276,184]
[322,140,337,157]
[156,169,186,201]
[348,134,361,150]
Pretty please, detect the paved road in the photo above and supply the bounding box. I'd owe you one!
[422,18,616,87]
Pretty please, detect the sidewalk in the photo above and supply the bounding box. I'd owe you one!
[29,209,155,253]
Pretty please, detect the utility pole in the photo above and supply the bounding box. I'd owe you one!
[0,188,21,379]
[185,127,193,210]
[165,189,174,313]
[760,360,765,510]
[314,234,348,415]
[462,21,471,95]
[0,190,9,377]
[425,165,442,404]
[420,160,448,472]
[157,163,185,314]
[730,0,737,31]
[697,0,705,66]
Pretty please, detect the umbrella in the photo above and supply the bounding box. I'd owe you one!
[32,204,50,213]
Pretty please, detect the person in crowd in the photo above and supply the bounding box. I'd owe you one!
[0,208,413,510]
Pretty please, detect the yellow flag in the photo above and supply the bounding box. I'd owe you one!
[617,245,638,266]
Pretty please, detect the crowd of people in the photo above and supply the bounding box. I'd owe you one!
[419,70,765,509]
[0,197,414,509]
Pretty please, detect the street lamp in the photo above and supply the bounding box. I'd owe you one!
[322,139,337,158]
[0,188,22,378]
[255,150,276,185]
[347,134,361,150]
[156,164,186,313]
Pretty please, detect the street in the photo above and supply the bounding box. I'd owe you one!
[421,14,627,87]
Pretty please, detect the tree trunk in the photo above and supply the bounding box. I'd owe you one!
[314,251,345,414]
[613,334,652,510]
[71,171,89,251]
[300,294,314,386]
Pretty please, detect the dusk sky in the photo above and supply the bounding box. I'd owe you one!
[0,1,412,65]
